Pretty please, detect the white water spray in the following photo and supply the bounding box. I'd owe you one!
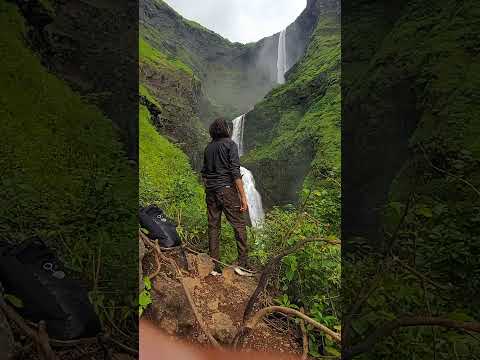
[277,29,287,84]
[231,114,265,228]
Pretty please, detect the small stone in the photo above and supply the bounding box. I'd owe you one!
[160,318,177,335]
[183,276,201,292]
[222,266,236,284]
[207,298,219,311]
[211,312,236,344]
[196,253,214,278]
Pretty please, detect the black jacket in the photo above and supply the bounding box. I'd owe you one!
[201,138,241,192]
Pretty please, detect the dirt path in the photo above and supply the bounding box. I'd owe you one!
[142,250,304,357]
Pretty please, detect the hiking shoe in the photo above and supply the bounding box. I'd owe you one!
[234,267,255,277]
[237,259,254,272]
[210,262,222,276]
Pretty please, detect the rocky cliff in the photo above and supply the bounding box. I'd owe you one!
[140,0,327,120]
[242,1,340,207]
[11,0,139,160]
[140,0,339,204]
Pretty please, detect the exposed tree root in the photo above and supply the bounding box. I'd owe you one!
[0,300,57,360]
[139,232,222,349]
[300,308,308,360]
[243,237,339,323]
[233,306,341,350]
[343,316,480,359]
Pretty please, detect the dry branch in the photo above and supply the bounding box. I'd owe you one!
[243,237,338,323]
[233,306,341,350]
[0,300,58,360]
[300,308,308,360]
[343,316,480,359]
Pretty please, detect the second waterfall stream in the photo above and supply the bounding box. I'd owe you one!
[231,114,265,228]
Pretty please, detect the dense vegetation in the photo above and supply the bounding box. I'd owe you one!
[0,1,138,330]
[139,100,205,229]
[140,0,322,122]
[139,1,341,357]
[342,0,480,358]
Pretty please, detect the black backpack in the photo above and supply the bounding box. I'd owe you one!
[139,205,181,248]
[0,238,101,340]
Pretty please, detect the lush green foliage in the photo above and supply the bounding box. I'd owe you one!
[0,2,138,327]
[243,13,340,206]
[139,104,206,228]
[139,276,153,316]
[342,0,480,358]
[249,200,341,356]
[140,36,195,77]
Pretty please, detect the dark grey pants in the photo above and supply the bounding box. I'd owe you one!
[206,186,248,266]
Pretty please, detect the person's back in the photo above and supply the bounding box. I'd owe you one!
[201,118,250,273]
[202,137,241,192]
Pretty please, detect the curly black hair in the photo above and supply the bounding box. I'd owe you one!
[209,118,231,140]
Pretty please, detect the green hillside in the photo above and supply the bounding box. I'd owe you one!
[139,34,208,169]
[140,0,324,121]
[0,1,137,325]
[139,102,205,227]
[342,1,480,358]
[243,10,340,214]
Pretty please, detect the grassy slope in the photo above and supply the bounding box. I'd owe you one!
[139,7,207,228]
[139,32,208,169]
[342,1,480,358]
[243,12,340,208]
[139,102,205,227]
[140,36,194,77]
[0,2,137,322]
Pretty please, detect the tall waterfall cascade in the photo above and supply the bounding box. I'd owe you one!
[277,29,287,84]
[231,114,265,228]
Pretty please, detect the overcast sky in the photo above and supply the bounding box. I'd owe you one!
[163,0,307,44]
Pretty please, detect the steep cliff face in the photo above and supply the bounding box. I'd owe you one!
[0,1,137,302]
[343,0,480,247]
[139,37,208,170]
[12,0,138,159]
[242,2,340,207]
[140,0,326,120]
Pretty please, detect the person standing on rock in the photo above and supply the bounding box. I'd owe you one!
[201,118,249,274]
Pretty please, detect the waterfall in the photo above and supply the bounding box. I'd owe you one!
[232,114,245,156]
[231,114,265,228]
[277,29,287,84]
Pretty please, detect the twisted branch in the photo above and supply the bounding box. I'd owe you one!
[139,232,221,349]
[343,316,480,359]
[300,308,309,360]
[243,237,339,323]
[0,300,58,360]
[233,306,341,350]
